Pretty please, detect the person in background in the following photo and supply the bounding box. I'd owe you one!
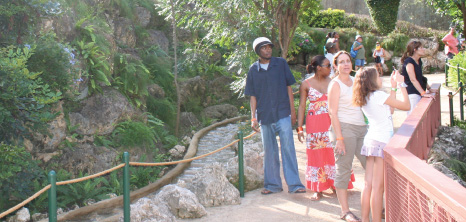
[325,42,337,78]
[442,26,459,59]
[297,56,336,201]
[245,37,306,195]
[325,32,340,54]
[372,42,385,76]
[400,41,437,115]
[352,67,410,222]
[353,35,365,71]
[328,51,367,222]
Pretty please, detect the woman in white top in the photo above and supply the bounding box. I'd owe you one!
[328,51,367,222]
[372,42,385,76]
[352,67,410,222]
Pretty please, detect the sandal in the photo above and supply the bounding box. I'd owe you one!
[310,192,323,201]
[340,211,361,222]
[261,189,276,195]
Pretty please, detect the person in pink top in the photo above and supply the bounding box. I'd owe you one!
[442,27,459,59]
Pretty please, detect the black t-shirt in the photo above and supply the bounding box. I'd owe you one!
[401,57,427,95]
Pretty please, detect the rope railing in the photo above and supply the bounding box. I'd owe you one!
[444,61,465,124]
[0,126,258,221]
[446,62,466,72]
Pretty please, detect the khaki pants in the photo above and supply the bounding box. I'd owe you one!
[330,122,367,189]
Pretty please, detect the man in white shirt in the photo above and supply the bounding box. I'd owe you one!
[325,42,337,78]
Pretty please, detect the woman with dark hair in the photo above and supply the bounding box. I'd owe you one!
[297,55,345,201]
[400,41,437,115]
[325,32,340,53]
[352,67,410,222]
[328,51,367,222]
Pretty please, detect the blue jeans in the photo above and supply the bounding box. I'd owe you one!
[355,59,365,67]
[260,116,305,192]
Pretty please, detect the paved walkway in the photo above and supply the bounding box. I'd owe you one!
[181,73,460,222]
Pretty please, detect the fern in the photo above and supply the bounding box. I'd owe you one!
[57,172,110,208]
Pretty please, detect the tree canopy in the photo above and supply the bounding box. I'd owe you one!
[423,0,466,36]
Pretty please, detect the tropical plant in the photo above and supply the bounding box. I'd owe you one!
[112,114,165,149]
[0,45,61,143]
[56,171,110,208]
[447,52,466,88]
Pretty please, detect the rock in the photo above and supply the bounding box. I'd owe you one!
[147,84,165,99]
[135,7,151,27]
[203,104,238,120]
[31,213,47,222]
[85,199,96,205]
[155,185,207,218]
[180,112,201,129]
[225,158,264,192]
[208,49,222,64]
[430,126,466,162]
[146,30,169,53]
[36,101,67,151]
[69,88,137,135]
[431,163,466,187]
[209,76,238,104]
[179,76,206,107]
[384,50,393,61]
[412,37,439,57]
[56,144,118,175]
[57,208,64,215]
[169,145,186,158]
[120,197,176,222]
[114,17,136,48]
[183,163,240,207]
[7,207,30,222]
[392,57,402,70]
[182,136,191,146]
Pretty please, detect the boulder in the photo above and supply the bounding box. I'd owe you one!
[181,163,241,207]
[169,145,186,158]
[225,158,264,192]
[69,88,137,135]
[179,76,206,107]
[180,112,201,130]
[114,17,136,48]
[203,104,238,120]
[135,7,151,27]
[146,30,169,53]
[154,185,207,218]
[412,37,439,57]
[147,84,165,99]
[209,76,237,103]
[33,101,67,152]
[7,207,30,222]
[56,144,118,175]
[120,197,176,222]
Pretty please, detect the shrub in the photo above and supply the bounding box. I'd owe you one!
[0,144,44,212]
[382,33,410,57]
[140,47,174,99]
[56,171,110,208]
[289,31,317,55]
[112,120,158,149]
[27,33,77,98]
[365,0,401,35]
[447,52,466,88]
[146,97,176,128]
[304,8,351,29]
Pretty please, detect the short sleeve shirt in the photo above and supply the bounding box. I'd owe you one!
[362,91,393,144]
[244,57,296,125]
[401,57,426,95]
[442,33,459,55]
[353,42,365,60]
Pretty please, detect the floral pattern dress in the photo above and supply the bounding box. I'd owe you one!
[305,85,355,191]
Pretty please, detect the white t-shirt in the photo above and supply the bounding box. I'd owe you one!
[325,53,335,78]
[362,91,393,144]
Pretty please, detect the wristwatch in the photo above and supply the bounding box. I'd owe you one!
[399,82,408,88]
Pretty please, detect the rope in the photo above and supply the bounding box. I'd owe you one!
[56,164,126,186]
[446,63,466,72]
[0,185,51,219]
[130,131,258,166]
[448,85,464,98]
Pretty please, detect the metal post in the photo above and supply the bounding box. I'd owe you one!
[458,64,461,86]
[449,92,454,126]
[238,131,245,197]
[445,59,449,86]
[460,82,464,121]
[48,171,57,222]
[123,152,130,222]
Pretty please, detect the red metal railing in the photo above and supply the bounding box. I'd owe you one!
[384,83,466,222]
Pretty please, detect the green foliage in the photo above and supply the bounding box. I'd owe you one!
[146,97,176,128]
[140,46,174,99]
[113,54,151,108]
[445,158,466,181]
[129,155,162,190]
[289,31,317,56]
[453,118,466,131]
[304,8,351,29]
[447,52,466,88]
[422,0,465,36]
[0,144,44,211]
[107,171,123,196]
[56,171,110,207]
[382,33,410,57]
[112,114,165,149]
[365,0,401,35]
[74,18,111,94]
[27,33,78,98]
[0,45,61,142]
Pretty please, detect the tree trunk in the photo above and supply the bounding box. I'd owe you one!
[170,0,181,137]
[275,1,302,59]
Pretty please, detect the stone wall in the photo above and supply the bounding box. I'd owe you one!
[321,0,451,30]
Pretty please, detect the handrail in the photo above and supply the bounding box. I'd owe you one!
[384,83,466,221]
[0,117,256,220]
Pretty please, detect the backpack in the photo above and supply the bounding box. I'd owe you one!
[350,41,359,58]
